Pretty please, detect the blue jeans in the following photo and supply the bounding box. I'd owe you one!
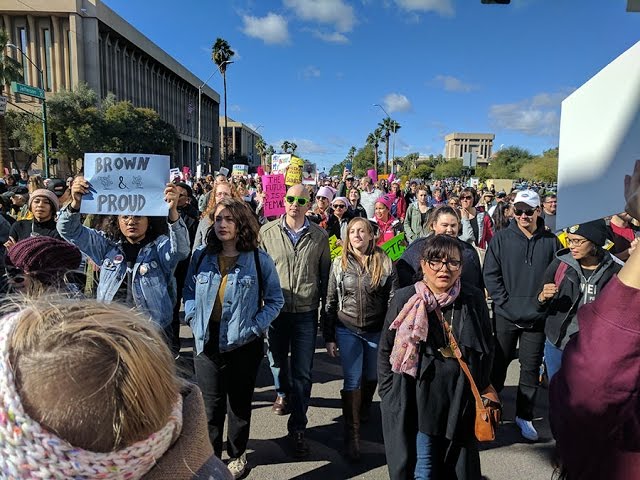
[544,339,564,381]
[267,310,318,433]
[415,432,447,479]
[335,325,380,391]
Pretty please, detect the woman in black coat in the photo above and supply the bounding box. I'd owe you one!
[378,235,494,480]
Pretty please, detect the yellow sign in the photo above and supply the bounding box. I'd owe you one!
[329,235,343,260]
[285,156,304,185]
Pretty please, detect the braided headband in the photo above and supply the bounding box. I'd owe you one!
[0,313,183,479]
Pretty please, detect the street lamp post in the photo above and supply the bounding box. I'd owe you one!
[373,103,397,175]
[7,43,49,178]
[197,69,217,179]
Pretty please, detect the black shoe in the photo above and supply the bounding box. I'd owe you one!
[289,431,310,458]
[272,396,289,415]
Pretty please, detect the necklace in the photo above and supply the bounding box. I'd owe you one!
[438,307,457,359]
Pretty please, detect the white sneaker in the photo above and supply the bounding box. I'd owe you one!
[228,452,247,479]
[515,416,539,441]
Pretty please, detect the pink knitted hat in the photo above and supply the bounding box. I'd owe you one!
[28,188,60,213]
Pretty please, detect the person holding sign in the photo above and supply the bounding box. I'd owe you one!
[373,194,403,247]
[184,198,284,478]
[324,217,392,461]
[57,177,190,338]
[378,235,494,480]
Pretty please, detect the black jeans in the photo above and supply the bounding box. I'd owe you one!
[491,315,545,420]
[194,334,265,458]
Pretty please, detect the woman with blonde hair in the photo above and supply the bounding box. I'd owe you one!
[192,181,236,252]
[0,298,232,479]
[324,217,393,461]
[27,175,45,193]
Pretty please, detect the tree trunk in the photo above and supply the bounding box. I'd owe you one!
[374,142,379,173]
[223,72,228,170]
[384,132,390,174]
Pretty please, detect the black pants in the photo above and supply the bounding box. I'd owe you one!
[194,334,265,458]
[490,315,545,420]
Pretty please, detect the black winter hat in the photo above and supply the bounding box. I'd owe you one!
[567,219,608,247]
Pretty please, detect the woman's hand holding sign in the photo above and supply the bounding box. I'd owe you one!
[70,176,90,210]
[164,183,180,223]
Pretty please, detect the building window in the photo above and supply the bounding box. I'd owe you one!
[43,29,53,91]
[18,27,29,83]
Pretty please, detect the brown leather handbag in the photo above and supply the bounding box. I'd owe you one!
[436,308,502,441]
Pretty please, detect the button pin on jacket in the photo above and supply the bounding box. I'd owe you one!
[139,264,149,275]
[113,254,124,264]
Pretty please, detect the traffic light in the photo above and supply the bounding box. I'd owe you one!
[481,0,510,3]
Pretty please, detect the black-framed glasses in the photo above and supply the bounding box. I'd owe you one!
[333,204,347,209]
[285,195,309,206]
[460,196,473,200]
[427,259,462,271]
[567,238,588,247]
[514,208,537,217]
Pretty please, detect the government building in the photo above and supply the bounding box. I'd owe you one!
[444,132,495,166]
[1,0,220,175]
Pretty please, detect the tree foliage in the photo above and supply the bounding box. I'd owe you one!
[486,145,534,179]
[0,29,25,174]
[433,159,463,179]
[519,148,558,183]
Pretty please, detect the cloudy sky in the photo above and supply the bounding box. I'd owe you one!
[105,0,639,172]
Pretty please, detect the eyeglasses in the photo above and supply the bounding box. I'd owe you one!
[120,215,143,223]
[427,259,462,272]
[567,238,589,247]
[514,208,537,217]
[460,196,473,200]
[3,267,27,283]
[333,204,347,209]
[285,195,309,206]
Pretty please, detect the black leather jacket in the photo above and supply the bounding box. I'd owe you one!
[324,253,392,342]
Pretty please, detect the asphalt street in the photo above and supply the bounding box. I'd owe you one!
[179,327,556,480]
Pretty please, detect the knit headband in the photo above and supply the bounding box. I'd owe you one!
[0,312,183,479]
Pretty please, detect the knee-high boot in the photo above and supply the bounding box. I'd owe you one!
[341,389,361,462]
[360,380,377,424]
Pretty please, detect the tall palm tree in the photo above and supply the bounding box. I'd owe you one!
[366,127,383,172]
[290,142,297,154]
[255,136,266,168]
[281,140,291,153]
[378,116,397,174]
[212,38,234,169]
[0,30,23,176]
[388,119,401,172]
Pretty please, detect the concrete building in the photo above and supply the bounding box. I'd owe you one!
[444,132,495,166]
[220,117,263,170]
[1,0,220,175]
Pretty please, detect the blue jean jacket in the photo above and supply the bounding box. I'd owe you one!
[184,247,284,355]
[57,207,190,329]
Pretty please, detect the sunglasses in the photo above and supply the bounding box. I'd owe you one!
[460,196,473,200]
[514,208,537,217]
[333,204,347,209]
[285,195,309,206]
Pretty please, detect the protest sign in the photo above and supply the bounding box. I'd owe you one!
[367,169,378,182]
[557,40,640,229]
[82,153,169,216]
[232,164,248,177]
[328,235,343,260]
[182,166,191,177]
[262,174,287,217]
[302,161,317,185]
[271,154,291,174]
[381,233,406,261]
[169,167,181,181]
[257,165,265,177]
[218,167,229,177]
[285,156,304,185]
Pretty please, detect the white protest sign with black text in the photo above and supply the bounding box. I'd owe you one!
[82,153,170,216]
[557,40,640,229]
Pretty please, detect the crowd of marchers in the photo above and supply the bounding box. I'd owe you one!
[1,163,639,480]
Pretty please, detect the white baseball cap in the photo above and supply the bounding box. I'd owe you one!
[513,189,540,208]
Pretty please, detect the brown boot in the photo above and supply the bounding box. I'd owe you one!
[360,380,377,424]
[341,389,361,462]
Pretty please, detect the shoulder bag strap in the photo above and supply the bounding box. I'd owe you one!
[254,249,263,308]
[435,306,484,407]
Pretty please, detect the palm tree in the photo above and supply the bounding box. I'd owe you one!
[212,38,234,169]
[281,140,291,154]
[366,127,383,172]
[378,116,399,174]
[0,30,23,176]
[290,142,297,154]
[255,136,266,168]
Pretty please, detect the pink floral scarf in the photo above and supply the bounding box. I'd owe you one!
[389,279,461,377]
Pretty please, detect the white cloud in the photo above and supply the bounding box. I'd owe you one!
[241,13,290,45]
[300,65,321,79]
[229,104,242,113]
[394,0,454,16]
[433,75,477,93]
[312,30,350,44]
[489,90,573,137]
[383,93,412,113]
[284,0,355,32]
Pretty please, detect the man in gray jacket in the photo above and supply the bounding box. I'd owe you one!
[259,183,331,458]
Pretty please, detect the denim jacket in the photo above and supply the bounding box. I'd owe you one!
[57,207,190,329]
[184,247,284,355]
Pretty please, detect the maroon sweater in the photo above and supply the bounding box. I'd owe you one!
[550,275,640,479]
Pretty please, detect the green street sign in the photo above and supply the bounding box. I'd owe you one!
[11,81,45,100]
